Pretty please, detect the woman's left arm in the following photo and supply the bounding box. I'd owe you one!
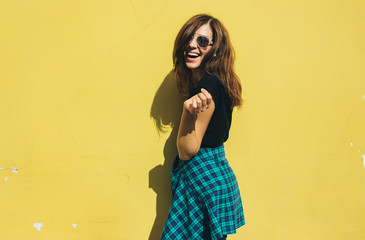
[177,89,215,160]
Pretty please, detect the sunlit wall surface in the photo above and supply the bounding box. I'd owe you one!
[1,0,364,239]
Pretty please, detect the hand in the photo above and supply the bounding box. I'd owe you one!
[184,88,212,114]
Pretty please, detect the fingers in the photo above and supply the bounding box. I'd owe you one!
[195,95,202,110]
[186,96,200,114]
[192,96,197,109]
[184,89,213,114]
[200,88,212,107]
[193,89,212,113]
[198,92,206,110]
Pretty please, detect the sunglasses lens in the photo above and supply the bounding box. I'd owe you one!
[197,36,209,48]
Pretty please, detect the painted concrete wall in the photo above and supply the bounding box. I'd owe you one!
[1,0,364,239]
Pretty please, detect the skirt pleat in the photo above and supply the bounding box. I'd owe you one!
[161,145,245,240]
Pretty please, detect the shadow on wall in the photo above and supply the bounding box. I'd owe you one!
[149,70,185,240]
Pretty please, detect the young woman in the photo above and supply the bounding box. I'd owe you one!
[161,14,245,240]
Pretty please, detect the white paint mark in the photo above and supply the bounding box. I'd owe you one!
[11,167,18,173]
[72,224,78,228]
[350,142,353,147]
[0,167,4,170]
[33,223,43,231]
[5,176,7,181]
[358,150,361,152]
[363,94,365,100]
[362,154,365,168]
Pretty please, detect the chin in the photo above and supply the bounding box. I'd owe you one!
[185,62,201,69]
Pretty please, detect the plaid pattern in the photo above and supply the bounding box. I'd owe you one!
[161,145,245,240]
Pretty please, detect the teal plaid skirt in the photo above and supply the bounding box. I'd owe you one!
[161,145,245,240]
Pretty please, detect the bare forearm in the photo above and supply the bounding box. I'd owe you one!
[177,109,199,160]
[176,88,214,161]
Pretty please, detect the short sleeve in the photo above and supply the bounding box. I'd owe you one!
[193,75,222,104]
[189,74,232,147]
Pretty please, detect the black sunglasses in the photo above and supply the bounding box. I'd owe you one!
[189,35,214,48]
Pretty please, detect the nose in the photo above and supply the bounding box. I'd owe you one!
[188,37,198,48]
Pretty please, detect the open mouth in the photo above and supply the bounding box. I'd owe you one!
[187,52,200,58]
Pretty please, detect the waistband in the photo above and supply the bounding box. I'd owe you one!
[196,145,226,159]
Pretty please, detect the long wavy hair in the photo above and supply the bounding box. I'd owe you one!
[173,14,243,108]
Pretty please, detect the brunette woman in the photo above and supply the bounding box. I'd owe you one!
[161,14,245,240]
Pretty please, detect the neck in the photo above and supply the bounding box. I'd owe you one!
[192,68,205,82]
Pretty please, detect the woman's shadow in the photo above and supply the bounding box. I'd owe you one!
[149,70,185,240]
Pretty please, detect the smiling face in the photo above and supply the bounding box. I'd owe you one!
[184,23,213,74]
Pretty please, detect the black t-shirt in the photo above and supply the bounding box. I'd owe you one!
[190,74,233,148]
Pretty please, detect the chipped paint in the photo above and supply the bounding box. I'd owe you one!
[72,223,78,228]
[363,94,365,100]
[362,154,365,168]
[0,167,4,170]
[11,167,18,173]
[4,176,7,181]
[350,142,353,147]
[33,223,43,231]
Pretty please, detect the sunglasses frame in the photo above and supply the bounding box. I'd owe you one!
[189,34,214,48]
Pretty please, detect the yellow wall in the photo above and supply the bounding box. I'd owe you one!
[1,0,364,239]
